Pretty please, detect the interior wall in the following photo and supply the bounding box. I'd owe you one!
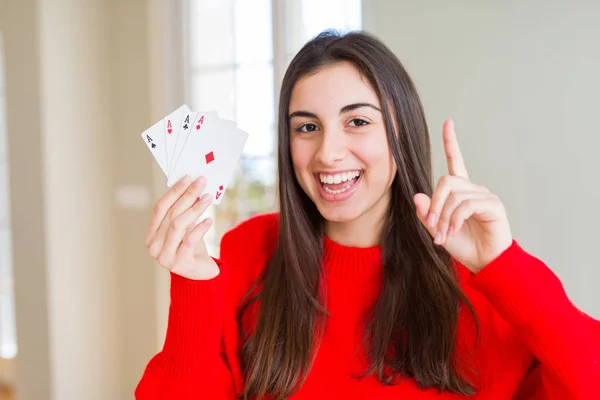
[363,0,600,317]
[109,0,162,395]
[1,0,52,398]
[38,0,120,397]
[2,0,166,398]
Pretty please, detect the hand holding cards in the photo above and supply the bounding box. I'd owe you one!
[141,104,249,204]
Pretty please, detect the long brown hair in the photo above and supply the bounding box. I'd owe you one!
[237,30,478,400]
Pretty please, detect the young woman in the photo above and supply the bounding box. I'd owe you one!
[135,31,599,399]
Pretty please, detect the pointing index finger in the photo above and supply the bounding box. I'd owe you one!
[443,119,469,179]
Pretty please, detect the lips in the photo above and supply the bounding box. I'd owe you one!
[313,170,363,202]
[318,170,361,192]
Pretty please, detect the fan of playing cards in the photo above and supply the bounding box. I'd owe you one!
[141,104,249,205]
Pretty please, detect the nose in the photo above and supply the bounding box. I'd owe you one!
[315,127,346,167]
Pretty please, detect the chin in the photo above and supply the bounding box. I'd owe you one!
[314,200,366,223]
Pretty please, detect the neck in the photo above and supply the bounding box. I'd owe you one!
[325,191,390,248]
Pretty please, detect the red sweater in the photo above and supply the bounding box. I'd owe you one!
[135,213,600,399]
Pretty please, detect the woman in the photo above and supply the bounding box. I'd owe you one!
[135,31,599,399]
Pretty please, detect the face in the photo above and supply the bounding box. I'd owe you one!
[289,61,397,227]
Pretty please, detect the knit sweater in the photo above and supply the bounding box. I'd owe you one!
[135,212,600,399]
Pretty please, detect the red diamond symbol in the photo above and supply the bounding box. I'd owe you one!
[219,185,223,190]
[205,151,215,164]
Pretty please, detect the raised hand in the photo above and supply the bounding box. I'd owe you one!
[413,119,513,273]
[145,176,220,280]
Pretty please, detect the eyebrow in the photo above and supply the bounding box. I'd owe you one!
[288,102,382,120]
[340,102,382,114]
[288,110,318,119]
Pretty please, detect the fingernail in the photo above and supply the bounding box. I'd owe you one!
[447,226,454,236]
[204,217,213,225]
[193,176,206,186]
[434,232,442,244]
[181,175,192,185]
[200,193,211,203]
[427,213,437,227]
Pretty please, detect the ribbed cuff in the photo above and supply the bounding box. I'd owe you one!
[161,258,228,377]
[468,240,569,329]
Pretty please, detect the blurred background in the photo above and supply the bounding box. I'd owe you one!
[0,0,598,398]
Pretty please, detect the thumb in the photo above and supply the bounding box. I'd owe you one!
[413,193,433,233]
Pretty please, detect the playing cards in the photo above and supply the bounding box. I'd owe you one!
[141,105,249,205]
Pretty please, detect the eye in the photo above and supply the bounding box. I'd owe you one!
[297,123,320,133]
[347,118,369,127]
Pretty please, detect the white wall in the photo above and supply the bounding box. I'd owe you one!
[38,1,120,397]
[363,0,600,317]
[2,0,167,398]
[2,1,52,397]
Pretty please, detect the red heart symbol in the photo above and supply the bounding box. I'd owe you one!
[167,128,172,134]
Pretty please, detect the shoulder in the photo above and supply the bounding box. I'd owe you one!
[220,212,279,254]
[219,212,279,281]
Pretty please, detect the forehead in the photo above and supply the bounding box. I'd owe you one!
[289,61,381,112]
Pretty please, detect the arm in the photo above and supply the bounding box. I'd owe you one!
[467,241,600,399]
[135,259,239,399]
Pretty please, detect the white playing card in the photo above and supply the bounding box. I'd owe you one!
[207,119,245,205]
[167,112,218,186]
[164,104,190,173]
[167,114,248,204]
[141,116,169,176]
[170,110,218,177]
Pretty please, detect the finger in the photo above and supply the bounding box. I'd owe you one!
[427,175,478,228]
[170,176,208,218]
[441,197,498,245]
[414,193,431,224]
[159,194,212,268]
[144,175,193,246]
[149,176,208,253]
[414,193,441,241]
[177,216,213,260]
[435,191,490,244]
[443,119,469,179]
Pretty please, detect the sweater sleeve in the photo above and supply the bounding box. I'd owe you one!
[467,240,600,399]
[134,258,238,399]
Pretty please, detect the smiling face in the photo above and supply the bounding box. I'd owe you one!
[289,61,397,238]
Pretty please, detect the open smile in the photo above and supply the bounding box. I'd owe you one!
[313,169,363,202]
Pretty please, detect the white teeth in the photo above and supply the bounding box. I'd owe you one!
[319,170,361,184]
[318,170,361,195]
[323,184,352,194]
